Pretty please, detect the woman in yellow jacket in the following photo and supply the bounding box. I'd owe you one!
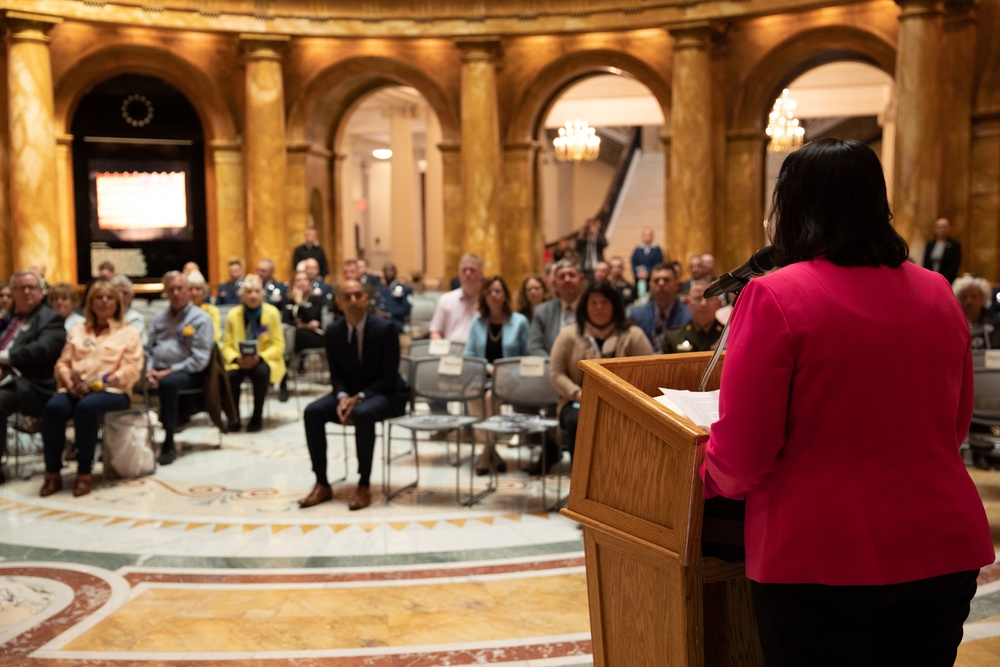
[221,274,285,432]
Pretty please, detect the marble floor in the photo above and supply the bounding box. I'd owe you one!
[1,381,999,666]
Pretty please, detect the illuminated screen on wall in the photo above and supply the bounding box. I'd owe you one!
[88,159,192,242]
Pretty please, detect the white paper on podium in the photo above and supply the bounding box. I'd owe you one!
[654,388,720,428]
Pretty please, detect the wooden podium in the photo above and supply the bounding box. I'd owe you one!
[562,352,764,666]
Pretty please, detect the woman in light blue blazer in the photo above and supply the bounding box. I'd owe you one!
[464,275,529,475]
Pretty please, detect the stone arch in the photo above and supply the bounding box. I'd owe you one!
[731,26,896,135]
[287,56,458,148]
[506,49,670,146]
[53,45,236,141]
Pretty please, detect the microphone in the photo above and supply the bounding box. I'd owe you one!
[703,247,776,298]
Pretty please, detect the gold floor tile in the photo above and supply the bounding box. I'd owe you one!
[63,573,589,652]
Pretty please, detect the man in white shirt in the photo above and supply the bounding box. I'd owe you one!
[429,253,483,345]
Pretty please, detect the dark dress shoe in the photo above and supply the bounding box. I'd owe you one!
[228,421,241,433]
[157,446,177,466]
[247,418,263,433]
[73,473,92,497]
[278,385,289,402]
[348,485,371,511]
[40,473,62,497]
[298,484,333,508]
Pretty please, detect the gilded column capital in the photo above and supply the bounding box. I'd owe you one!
[666,20,719,49]
[456,37,501,63]
[504,140,540,155]
[3,11,62,43]
[437,143,461,155]
[894,0,944,19]
[239,34,291,61]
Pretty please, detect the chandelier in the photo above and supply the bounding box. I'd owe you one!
[766,89,805,153]
[553,120,601,162]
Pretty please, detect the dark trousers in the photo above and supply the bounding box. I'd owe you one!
[228,361,270,421]
[0,385,20,456]
[42,391,131,474]
[750,569,980,667]
[559,402,580,456]
[304,392,397,488]
[156,371,203,445]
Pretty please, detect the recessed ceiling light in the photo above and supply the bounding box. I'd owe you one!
[372,149,392,160]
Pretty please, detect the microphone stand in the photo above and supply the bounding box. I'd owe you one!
[696,282,749,393]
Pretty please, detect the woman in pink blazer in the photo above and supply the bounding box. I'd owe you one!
[701,139,994,666]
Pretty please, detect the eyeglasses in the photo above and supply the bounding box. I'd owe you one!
[341,291,364,300]
[486,288,505,295]
[13,284,40,292]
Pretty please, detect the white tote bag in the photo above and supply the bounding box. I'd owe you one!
[102,409,156,478]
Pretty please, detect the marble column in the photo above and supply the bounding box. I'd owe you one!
[241,34,289,280]
[893,0,943,253]
[0,43,10,282]
[458,39,502,275]
[723,133,767,270]
[938,0,978,257]
[502,142,540,294]
[390,107,420,278]
[209,140,245,286]
[5,11,62,280]
[968,121,999,279]
[668,24,715,269]
[286,142,310,272]
[330,152,347,274]
[55,134,77,281]
[424,111,445,281]
[438,143,463,280]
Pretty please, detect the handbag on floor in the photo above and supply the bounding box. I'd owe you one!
[102,409,156,478]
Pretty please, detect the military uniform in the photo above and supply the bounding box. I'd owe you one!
[264,279,288,308]
[662,321,724,354]
[610,278,637,306]
[378,281,414,334]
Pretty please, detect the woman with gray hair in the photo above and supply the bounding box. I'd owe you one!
[952,273,1000,350]
[186,270,221,343]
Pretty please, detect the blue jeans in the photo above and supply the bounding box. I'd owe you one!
[42,391,131,474]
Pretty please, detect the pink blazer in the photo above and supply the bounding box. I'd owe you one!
[701,259,994,585]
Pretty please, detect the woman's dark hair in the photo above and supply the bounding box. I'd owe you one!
[768,138,908,268]
[576,281,629,335]
[478,275,512,318]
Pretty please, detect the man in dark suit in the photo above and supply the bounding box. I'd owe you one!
[0,270,66,483]
[629,263,691,353]
[922,217,962,284]
[299,279,407,510]
[291,227,329,278]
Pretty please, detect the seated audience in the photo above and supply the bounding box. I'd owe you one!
[40,281,143,498]
[256,258,287,309]
[303,257,333,306]
[516,274,551,322]
[464,275,529,475]
[216,258,245,306]
[629,263,691,353]
[221,274,285,432]
[376,263,413,334]
[607,256,637,307]
[0,270,66,485]
[429,254,483,346]
[146,271,215,465]
[953,273,1000,349]
[531,282,652,475]
[110,275,146,343]
[298,279,408,511]
[49,283,85,333]
[279,270,326,401]
[186,271,221,343]
[662,281,724,353]
[527,260,584,357]
[0,283,12,318]
[357,258,382,289]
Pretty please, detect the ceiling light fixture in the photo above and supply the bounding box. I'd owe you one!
[766,89,805,153]
[372,149,392,160]
[553,120,601,162]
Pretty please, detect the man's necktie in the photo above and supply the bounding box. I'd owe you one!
[0,316,23,352]
[349,327,361,369]
[653,308,667,352]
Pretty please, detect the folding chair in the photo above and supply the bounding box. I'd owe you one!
[968,363,1000,464]
[383,355,488,505]
[471,357,562,509]
[407,338,466,359]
